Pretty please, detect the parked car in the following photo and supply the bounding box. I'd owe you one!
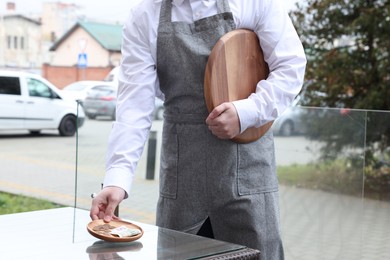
[83,85,117,120]
[83,85,165,121]
[101,67,164,120]
[62,80,115,105]
[272,94,306,136]
[0,70,85,136]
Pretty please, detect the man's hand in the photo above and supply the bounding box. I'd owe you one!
[90,186,126,222]
[205,102,240,139]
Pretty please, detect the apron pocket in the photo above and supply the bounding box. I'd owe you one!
[159,123,178,199]
[237,131,278,195]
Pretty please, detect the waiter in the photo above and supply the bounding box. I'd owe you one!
[90,0,306,259]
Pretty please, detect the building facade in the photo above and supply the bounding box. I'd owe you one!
[44,21,122,88]
[0,2,122,88]
[0,14,41,70]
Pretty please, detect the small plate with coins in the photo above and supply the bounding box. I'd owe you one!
[87,219,144,242]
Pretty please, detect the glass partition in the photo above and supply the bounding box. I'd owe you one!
[0,114,78,210]
[275,107,390,259]
[1,105,389,259]
[73,106,390,259]
[277,107,358,259]
[73,115,162,224]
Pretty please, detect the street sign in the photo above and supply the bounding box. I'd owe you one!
[77,53,88,68]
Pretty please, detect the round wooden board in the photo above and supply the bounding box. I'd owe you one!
[87,219,144,242]
[204,29,273,143]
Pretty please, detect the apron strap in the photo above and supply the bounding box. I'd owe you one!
[216,0,231,13]
[159,0,172,24]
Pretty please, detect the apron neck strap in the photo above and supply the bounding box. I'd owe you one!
[159,0,172,24]
[216,0,231,13]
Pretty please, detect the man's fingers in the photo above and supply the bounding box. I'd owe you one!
[206,103,229,123]
[90,198,103,220]
[89,186,126,221]
[206,102,240,139]
[103,202,119,222]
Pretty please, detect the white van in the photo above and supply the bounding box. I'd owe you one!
[0,70,85,136]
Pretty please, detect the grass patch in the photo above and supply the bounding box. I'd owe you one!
[0,192,64,215]
[277,160,390,201]
[277,161,362,194]
[277,164,316,186]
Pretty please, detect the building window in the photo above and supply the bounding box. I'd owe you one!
[7,35,11,49]
[20,37,24,49]
[14,36,18,49]
[51,32,56,42]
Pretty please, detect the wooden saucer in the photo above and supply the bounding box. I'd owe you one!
[87,219,144,243]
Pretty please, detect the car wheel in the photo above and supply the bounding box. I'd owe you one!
[87,114,96,119]
[155,107,164,120]
[58,115,77,136]
[280,121,294,136]
[29,130,41,136]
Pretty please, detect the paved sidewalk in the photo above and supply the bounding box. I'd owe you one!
[104,174,390,260]
[279,186,390,260]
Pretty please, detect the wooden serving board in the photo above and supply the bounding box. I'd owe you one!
[204,29,273,143]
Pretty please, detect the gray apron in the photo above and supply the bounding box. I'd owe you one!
[156,0,284,258]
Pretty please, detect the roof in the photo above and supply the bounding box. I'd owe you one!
[4,14,41,25]
[50,21,122,52]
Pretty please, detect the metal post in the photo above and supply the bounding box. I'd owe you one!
[146,131,157,180]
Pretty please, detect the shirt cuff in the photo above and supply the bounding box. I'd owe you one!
[232,98,258,134]
[103,167,133,199]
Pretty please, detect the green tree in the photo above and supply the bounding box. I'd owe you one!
[289,0,390,200]
[291,0,390,110]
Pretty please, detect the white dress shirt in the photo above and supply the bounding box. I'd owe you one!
[103,0,307,196]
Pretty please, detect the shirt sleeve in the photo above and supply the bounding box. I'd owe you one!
[103,5,159,197]
[232,0,307,133]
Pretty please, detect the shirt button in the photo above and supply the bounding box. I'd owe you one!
[195,11,201,18]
